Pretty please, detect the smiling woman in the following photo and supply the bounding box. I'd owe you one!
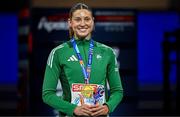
[42,3,123,117]
[68,9,94,39]
[68,3,94,39]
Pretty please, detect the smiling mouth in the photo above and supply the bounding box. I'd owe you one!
[78,28,87,32]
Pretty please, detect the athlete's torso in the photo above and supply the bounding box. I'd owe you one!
[54,39,113,101]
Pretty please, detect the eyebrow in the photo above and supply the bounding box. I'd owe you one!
[73,16,91,18]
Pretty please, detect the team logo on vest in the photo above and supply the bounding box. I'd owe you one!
[96,54,102,60]
[67,55,78,61]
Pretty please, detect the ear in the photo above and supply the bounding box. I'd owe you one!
[92,17,95,27]
[68,18,72,28]
[92,17,95,25]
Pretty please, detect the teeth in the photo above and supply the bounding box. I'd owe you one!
[79,29,86,32]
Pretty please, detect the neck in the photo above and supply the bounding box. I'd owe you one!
[74,34,91,40]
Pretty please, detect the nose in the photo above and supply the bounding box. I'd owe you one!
[80,19,85,26]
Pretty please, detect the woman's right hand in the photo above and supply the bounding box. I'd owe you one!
[73,104,92,116]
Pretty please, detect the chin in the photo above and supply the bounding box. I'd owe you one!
[77,34,89,38]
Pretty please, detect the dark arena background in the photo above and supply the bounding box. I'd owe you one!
[0,0,180,116]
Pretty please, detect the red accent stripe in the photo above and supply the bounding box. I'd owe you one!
[95,15,134,22]
[19,8,30,18]
[47,13,69,21]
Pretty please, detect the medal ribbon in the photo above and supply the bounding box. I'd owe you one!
[71,37,94,84]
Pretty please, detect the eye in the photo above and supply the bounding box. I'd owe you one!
[73,17,81,22]
[84,17,91,22]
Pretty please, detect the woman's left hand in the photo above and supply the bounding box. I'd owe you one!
[90,103,109,116]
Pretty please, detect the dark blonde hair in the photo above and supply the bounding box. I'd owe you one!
[69,3,93,39]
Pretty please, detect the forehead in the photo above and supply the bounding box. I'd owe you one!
[72,9,92,17]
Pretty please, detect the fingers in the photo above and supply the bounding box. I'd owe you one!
[82,104,91,110]
[82,104,92,115]
[81,109,92,115]
[74,104,108,116]
[91,109,104,117]
[90,104,102,112]
[90,104,109,116]
[74,104,92,116]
